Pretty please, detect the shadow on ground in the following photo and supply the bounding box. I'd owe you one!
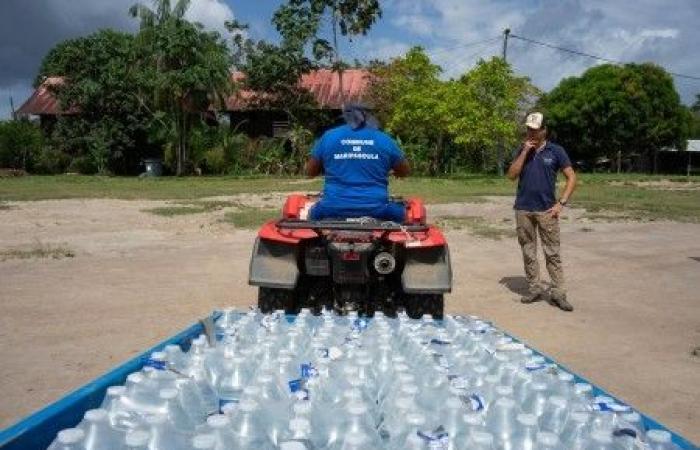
[498,276,530,296]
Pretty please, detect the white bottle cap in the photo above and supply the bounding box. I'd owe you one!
[472,431,494,445]
[347,402,368,415]
[243,385,261,397]
[57,428,85,444]
[293,401,312,415]
[647,430,672,443]
[126,373,143,384]
[84,408,108,422]
[206,414,230,428]
[238,399,258,412]
[145,414,167,425]
[558,372,574,382]
[192,433,217,449]
[494,397,517,409]
[125,429,150,447]
[405,412,426,426]
[106,385,126,397]
[548,395,567,408]
[495,385,514,397]
[289,417,311,433]
[569,411,590,423]
[622,411,641,422]
[150,351,166,361]
[158,388,178,400]
[517,413,538,426]
[590,430,613,443]
[445,396,462,409]
[220,402,237,416]
[537,431,561,446]
[574,383,592,395]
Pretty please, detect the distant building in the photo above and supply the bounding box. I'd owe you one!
[658,139,700,175]
[16,69,371,137]
[225,69,370,137]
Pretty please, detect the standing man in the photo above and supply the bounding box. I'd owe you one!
[507,112,577,311]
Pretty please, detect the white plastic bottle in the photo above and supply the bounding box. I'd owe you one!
[47,428,85,450]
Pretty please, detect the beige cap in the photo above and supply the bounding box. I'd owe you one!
[525,112,545,129]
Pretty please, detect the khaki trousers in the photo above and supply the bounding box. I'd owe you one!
[515,210,566,299]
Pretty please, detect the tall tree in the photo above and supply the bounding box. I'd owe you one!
[130,0,232,175]
[36,30,149,174]
[369,47,451,174]
[541,63,691,170]
[273,0,382,103]
[369,49,536,174]
[449,57,538,174]
[226,19,318,124]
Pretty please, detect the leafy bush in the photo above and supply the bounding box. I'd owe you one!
[0,120,43,171]
[67,155,97,174]
[34,147,71,174]
[254,137,291,175]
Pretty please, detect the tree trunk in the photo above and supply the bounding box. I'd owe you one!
[331,1,345,106]
[497,141,505,176]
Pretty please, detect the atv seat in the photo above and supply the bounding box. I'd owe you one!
[283,194,427,226]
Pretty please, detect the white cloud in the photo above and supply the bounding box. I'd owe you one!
[185,0,236,38]
[381,0,700,103]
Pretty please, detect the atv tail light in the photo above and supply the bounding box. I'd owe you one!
[341,251,361,261]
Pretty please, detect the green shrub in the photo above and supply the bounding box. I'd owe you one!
[0,120,43,171]
[67,155,97,174]
[203,146,227,174]
[35,147,71,174]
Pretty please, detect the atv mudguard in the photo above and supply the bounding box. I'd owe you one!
[401,245,452,294]
[248,237,299,289]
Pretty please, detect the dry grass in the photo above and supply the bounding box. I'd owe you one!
[0,242,75,261]
[436,216,516,240]
[222,207,279,229]
[142,200,239,216]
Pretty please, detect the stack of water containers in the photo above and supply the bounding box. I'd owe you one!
[48,309,682,450]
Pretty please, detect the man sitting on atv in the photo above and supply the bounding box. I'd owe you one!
[305,103,411,223]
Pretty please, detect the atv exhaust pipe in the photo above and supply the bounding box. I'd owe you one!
[373,252,396,275]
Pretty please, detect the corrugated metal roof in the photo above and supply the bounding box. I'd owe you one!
[225,68,370,111]
[17,69,371,116]
[16,77,76,116]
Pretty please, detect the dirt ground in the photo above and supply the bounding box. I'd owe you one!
[1,196,699,442]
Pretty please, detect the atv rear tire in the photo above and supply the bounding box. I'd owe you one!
[404,294,444,320]
[258,287,295,314]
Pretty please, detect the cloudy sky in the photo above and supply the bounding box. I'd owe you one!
[2,0,699,119]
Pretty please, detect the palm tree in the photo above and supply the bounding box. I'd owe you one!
[129,0,191,30]
[128,0,232,175]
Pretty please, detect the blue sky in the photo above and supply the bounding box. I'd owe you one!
[1,0,699,119]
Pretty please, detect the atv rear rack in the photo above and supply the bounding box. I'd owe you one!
[277,219,429,232]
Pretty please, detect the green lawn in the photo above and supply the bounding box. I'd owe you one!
[1,173,699,222]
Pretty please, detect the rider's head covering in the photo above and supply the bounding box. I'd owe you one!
[342,103,378,130]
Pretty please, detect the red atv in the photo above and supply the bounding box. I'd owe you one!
[248,194,452,318]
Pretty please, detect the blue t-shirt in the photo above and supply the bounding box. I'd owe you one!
[311,124,405,211]
[514,141,572,212]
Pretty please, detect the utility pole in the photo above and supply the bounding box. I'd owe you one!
[502,28,511,63]
[497,28,511,176]
[10,95,16,121]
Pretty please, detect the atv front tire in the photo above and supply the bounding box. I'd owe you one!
[404,294,444,320]
[258,287,295,314]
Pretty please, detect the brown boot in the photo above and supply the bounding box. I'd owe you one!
[552,295,574,312]
[521,290,544,304]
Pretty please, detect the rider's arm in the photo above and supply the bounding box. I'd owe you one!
[392,160,410,178]
[306,158,322,178]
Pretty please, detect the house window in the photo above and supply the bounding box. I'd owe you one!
[272,120,290,138]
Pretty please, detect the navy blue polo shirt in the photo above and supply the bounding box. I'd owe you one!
[514,141,571,212]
